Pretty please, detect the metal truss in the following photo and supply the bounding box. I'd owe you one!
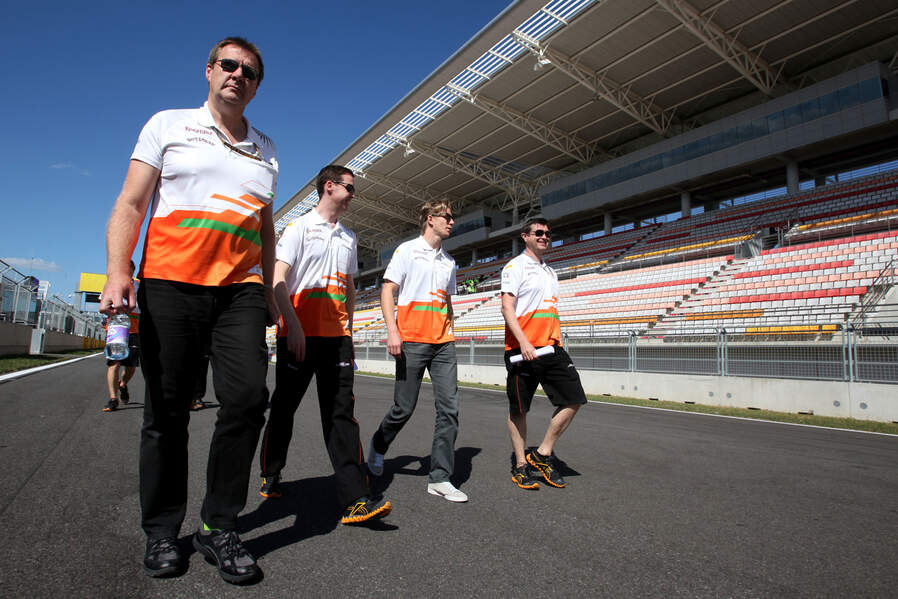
[383,132,551,214]
[512,30,678,137]
[654,0,791,97]
[444,83,613,165]
[351,192,419,226]
[354,169,468,210]
[344,217,406,252]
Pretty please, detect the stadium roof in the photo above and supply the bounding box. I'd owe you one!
[274,0,898,257]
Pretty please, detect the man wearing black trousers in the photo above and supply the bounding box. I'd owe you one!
[101,37,278,585]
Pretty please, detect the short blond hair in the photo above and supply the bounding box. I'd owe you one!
[419,199,453,234]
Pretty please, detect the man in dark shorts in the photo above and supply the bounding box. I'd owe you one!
[104,261,140,412]
[500,218,587,489]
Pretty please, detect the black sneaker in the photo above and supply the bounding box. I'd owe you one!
[526,449,566,488]
[119,385,130,404]
[340,497,392,525]
[192,528,260,585]
[143,536,185,578]
[259,475,283,499]
[511,464,540,490]
[103,399,118,412]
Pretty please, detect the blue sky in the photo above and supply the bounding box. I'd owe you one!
[2,0,512,304]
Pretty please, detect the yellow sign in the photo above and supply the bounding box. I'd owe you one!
[78,273,108,293]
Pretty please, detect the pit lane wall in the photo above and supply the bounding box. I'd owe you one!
[355,358,897,423]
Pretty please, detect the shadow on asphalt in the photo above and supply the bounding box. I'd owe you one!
[369,446,481,496]
[237,475,401,559]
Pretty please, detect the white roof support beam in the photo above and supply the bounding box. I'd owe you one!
[384,132,547,213]
[355,170,467,209]
[445,83,613,165]
[512,30,678,137]
[654,0,791,97]
[347,220,404,251]
[351,192,419,226]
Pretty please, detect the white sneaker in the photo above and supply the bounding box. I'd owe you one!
[427,481,468,503]
[367,439,384,476]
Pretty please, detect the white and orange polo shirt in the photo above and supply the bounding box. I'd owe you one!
[384,236,456,344]
[132,103,278,287]
[501,252,561,350]
[276,209,357,338]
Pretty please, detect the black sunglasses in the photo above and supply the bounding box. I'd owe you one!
[529,229,551,238]
[215,58,259,81]
[331,180,355,194]
[432,213,455,221]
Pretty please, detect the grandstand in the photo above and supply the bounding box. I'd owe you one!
[273,0,898,417]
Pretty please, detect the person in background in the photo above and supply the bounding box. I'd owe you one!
[103,260,140,412]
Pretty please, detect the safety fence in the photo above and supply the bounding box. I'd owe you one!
[353,311,898,385]
[0,258,104,340]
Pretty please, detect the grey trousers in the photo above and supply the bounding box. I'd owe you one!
[372,341,459,483]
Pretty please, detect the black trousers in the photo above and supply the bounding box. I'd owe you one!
[259,336,368,508]
[138,279,269,538]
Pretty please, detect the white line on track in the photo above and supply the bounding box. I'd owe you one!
[0,352,104,384]
[357,373,898,438]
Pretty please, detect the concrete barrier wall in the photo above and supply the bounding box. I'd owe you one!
[355,358,898,423]
[0,321,34,356]
[44,330,89,354]
[0,322,98,355]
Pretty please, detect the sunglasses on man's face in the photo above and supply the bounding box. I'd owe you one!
[331,180,355,194]
[529,229,551,238]
[215,58,259,81]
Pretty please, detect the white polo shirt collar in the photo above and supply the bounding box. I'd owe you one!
[308,206,349,237]
[195,102,264,154]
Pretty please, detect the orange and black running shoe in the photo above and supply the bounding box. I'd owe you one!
[526,448,566,488]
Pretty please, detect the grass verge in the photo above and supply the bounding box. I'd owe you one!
[0,350,100,375]
[358,370,898,435]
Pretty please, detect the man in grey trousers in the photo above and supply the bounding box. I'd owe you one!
[367,200,467,502]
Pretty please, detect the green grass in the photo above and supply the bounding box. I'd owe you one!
[0,350,100,375]
[358,370,898,435]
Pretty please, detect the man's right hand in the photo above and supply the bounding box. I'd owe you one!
[386,329,402,357]
[100,273,135,315]
[519,340,538,361]
[286,326,306,362]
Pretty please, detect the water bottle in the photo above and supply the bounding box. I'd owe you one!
[105,314,130,360]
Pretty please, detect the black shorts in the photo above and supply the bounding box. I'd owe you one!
[106,333,141,368]
[505,346,587,415]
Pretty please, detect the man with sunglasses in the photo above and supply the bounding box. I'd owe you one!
[501,218,586,490]
[258,165,392,524]
[100,37,276,584]
[367,200,468,503]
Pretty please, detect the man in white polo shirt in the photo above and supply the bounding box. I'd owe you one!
[100,37,277,584]
[367,200,468,503]
[258,164,392,525]
[501,217,586,490]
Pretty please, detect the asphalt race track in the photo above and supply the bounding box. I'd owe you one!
[1,355,896,598]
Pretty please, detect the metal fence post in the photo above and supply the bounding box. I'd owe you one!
[628,331,636,372]
[469,337,475,365]
[847,326,856,383]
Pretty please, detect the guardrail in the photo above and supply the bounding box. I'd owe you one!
[353,317,898,384]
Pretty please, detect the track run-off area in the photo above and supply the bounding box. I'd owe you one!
[1,355,896,598]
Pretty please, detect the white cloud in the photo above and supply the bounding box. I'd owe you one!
[49,162,90,176]
[1,257,63,272]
